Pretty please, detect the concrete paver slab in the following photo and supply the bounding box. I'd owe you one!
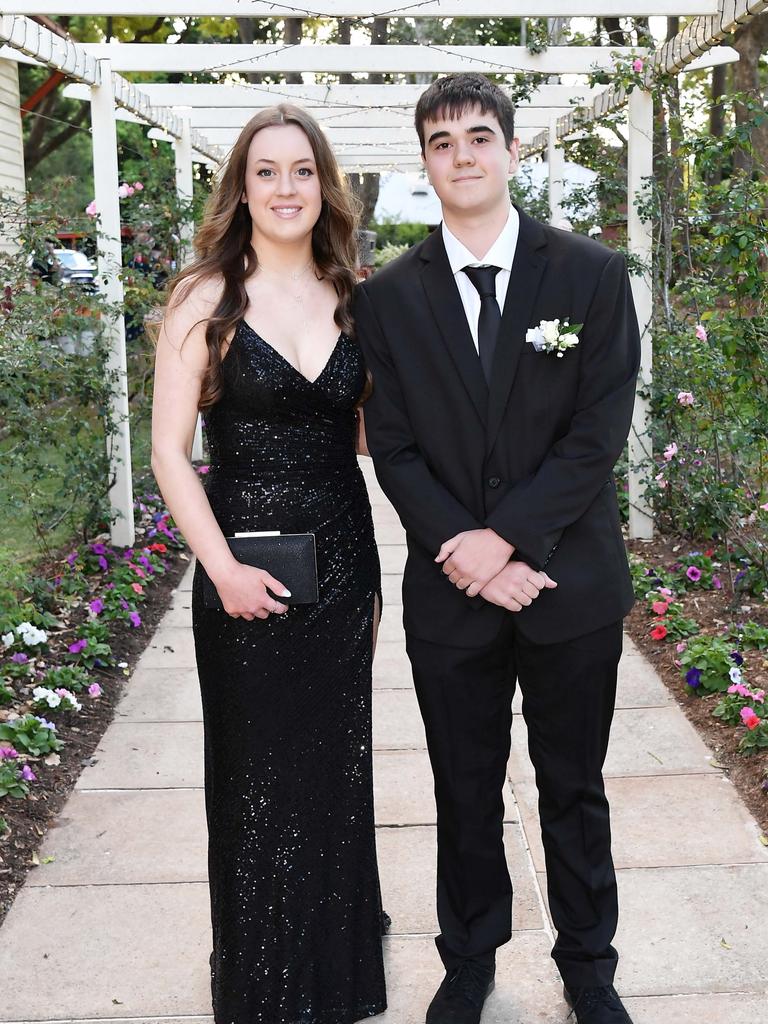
[379,545,407,575]
[378,614,407,644]
[373,750,517,826]
[622,993,768,1024]
[508,706,719,784]
[116,667,202,722]
[374,689,427,750]
[377,824,545,934]
[379,932,563,1024]
[617,654,674,708]
[75,722,203,790]
[136,627,197,670]
[515,774,768,872]
[0,882,213,1021]
[380,574,403,606]
[373,641,413,689]
[26,789,207,886]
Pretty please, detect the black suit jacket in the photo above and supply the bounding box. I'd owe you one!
[354,206,641,647]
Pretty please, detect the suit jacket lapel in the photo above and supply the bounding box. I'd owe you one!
[419,228,488,427]
[486,208,548,456]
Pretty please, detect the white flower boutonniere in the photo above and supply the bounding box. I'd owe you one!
[525,318,583,358]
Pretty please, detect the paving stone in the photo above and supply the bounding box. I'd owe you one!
[0,883,213,1020]
[75,722,203,790]
[622,993,768,1023]
[379,932,563,1024]
[373,641,413,689]
[536,864,768,997]
[26,789,207,886]
[508,706,719,784]
[378,614,406,644]
[380,574,403,606]
[116,667,202,722]
[514,774,768,872]
[374,688,427,750]
[160,603,195,629]
[617,654,674,708]
[173,562,195,591]
[380,545,407,575]
[135,627,197,669]
[377,824,544,935]
[373,750,518,827]
[374,522,408,545]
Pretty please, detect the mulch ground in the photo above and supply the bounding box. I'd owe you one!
[626,536,768,836]
[0,551,190,926]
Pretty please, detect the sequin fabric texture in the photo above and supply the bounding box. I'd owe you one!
[191,319,386,1024]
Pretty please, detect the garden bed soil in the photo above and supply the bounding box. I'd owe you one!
[626,536,768,836]
[0,552,190,926]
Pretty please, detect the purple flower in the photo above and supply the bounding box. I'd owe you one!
[68,638,88,654]
[119,598,129,611]
[713,575,722,590]
[129,611,142,628]
[53,575,62,588]
[10,652,29,664]
[686,566,702,582]
[21,764,36,782]
[731,651,744,666]
[686,667,702,688]
[89,598,105,615]
[97,555,109,572]
[0,746,19,759]
[66,551,78,567]
[88,682,102,698]
[34,716,56,730]
[105,582,115,590]
[91,543,107,555]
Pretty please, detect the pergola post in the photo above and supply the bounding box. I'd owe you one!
[91,57,135,547]
[627,87,654,540]
[547,115,565,225]
[174,117,203,461]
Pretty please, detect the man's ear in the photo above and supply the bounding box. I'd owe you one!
[420,152,431,184]
[507,138,521,177]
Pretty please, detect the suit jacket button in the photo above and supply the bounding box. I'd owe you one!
[488,476,501,489]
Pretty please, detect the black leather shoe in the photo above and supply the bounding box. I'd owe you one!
[425,961,495,1024]
[564,984,634,1024]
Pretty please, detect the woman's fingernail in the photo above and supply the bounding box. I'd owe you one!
[282,589,292,597]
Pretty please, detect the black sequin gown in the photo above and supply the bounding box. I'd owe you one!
[191,320,386,1024]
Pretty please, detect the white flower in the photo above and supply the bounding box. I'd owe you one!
[525,317,582,357]
[1,631,14,647]
[16,622,47,646]
[33,687,61,708]
[729,666,743,685]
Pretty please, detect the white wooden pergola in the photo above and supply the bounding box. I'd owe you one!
[1,1,764,547]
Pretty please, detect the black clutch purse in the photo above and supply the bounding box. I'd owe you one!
[200,532,318,610]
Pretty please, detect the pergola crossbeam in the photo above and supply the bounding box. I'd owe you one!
[51,43,649,75]
[0,2,722,16]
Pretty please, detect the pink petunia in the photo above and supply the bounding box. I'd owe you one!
[741,707,761,731]
[88,682,102,698]
[677,391,695,406]
[652,600,670,615]
[131,582,144,594]
[632,57,644,73]
[695,324,708,342]
[686,566,702,582]
[85,200,97,217]
[664,442,678,461]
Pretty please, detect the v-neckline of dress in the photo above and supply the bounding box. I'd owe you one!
[240,318,343,387]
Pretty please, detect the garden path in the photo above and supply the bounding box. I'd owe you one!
[0,461,767,1023]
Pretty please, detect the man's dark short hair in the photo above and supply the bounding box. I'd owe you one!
[414,73,516,154]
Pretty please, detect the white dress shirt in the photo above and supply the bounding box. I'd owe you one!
[441,205,520,353]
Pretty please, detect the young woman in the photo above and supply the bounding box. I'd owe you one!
[151,105,386,1024]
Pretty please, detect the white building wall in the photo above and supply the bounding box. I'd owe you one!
[0,57,26,253]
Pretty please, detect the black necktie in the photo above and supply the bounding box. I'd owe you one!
[462,264,501,385]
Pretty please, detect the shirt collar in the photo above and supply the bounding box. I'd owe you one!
[441,204,519,277]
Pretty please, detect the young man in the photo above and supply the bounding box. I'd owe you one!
[354,74,641,1024]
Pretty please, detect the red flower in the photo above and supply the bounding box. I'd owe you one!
[704,548,714,558]
[148,543,167,553]
[741,708,761,731]
[650,623,668,641]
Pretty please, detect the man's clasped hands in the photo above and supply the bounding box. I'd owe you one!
[436,529,557,612]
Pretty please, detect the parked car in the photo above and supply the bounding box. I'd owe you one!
[53,248,97,292]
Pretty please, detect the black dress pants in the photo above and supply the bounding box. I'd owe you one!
[406,617,623,989]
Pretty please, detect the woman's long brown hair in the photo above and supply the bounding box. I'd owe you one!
[166,104,361,409]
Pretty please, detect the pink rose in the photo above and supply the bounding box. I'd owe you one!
[677,391,695,406]
[695,324,708,342]
[85,200,98,217]
[632,58,644,72]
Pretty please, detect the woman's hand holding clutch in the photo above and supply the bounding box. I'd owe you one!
[211,561,292,620]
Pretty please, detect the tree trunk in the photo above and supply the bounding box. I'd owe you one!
[732,13,768,177]
[337,19,353,85]
[348,172,380,227]
[284,18,303,85]
[707,63,727,185]
[600,18,627,45]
